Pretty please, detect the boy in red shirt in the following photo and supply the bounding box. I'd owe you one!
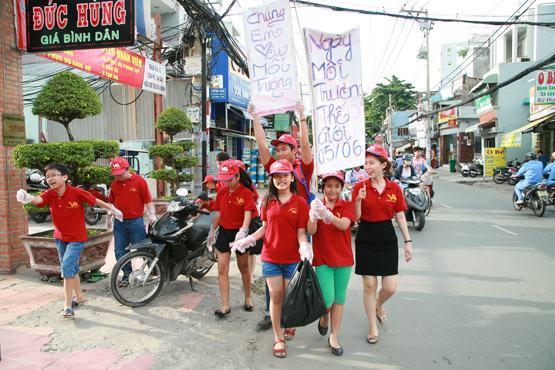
[108,157,155,285]
[17,163,122,318]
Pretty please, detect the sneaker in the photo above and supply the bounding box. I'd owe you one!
[62,308,75,318]
[256,315,272,331]
[117,279,129,288]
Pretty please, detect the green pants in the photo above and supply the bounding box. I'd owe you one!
[315,265,352,308]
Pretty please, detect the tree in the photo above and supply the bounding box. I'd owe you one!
[32,71,102,141]
[364,75,417,137]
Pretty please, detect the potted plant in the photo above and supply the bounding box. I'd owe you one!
[13,140,119,278]
[148,107,197,211]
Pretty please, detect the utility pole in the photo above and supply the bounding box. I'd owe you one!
[388,93,393,157]
[199,28,208,184]
[153,14,165,198]
[404,6,434,160]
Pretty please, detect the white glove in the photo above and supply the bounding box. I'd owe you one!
[235,227,249,242]
[298,242,313,264]
[16,189,35,204]
[207,226,218,252]
[105,213,114,231]
[109,204,124,222]
[230,235,256,254]
[321,208,334,224]
[310,199,325,222]
[309,208,319,222]
[147,212,157,225]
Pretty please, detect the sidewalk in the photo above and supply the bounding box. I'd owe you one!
[434,165,514,192]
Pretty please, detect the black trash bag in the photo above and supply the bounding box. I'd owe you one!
[281,259,327,328]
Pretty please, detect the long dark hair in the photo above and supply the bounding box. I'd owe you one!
[265,172,297,208]
[238,167,254,193]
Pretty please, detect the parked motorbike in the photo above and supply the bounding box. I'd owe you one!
[401,177,428,231]
[78,185,109,225]
[493,159,521,185]
[110,188,216,307]
[512,177,546,217]
[26,169,49,223]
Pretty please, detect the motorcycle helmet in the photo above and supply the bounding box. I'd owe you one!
[525,152,537,161]
[402,153,413,165]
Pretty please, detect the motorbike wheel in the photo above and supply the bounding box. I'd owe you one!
[469,171,477,178]
[508,177,519,186]
[84,207,101,225]
[461,171,469,177]
[29,212,48,223]
[493,174,506,184]
[191,242,217,280]
[512,192,522,211]
[110,250,165,307]
[412,210,425,231]
[422,189,432,216]
[531,194,546,217]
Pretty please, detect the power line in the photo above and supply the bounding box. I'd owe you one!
[293,0,555,27]
[369,17,399,87]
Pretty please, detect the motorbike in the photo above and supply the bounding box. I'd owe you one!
[26,169,50,223]
[493,159,521,185]
[110,188,216,307]
[460,158,484,178]
[512,177,546,217]
[78,185,109,225]
[401,177,428,231]
[537,182,555,208]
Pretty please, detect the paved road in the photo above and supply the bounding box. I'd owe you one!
[251,178,555,369]
[2,178,554,369]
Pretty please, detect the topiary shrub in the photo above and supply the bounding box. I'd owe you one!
[148,108,196,195]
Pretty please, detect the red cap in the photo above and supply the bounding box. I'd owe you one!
[110,157,129,175]
[321,171,345,185]
[217,160,240,181]
[230,159,247,170]
[271,134,298,150]
[366,144,389,160]
[203,175,215,184]
[269,159,294,175]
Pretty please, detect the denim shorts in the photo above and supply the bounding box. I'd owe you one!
[262,261,298,280]
[55,240,85,278]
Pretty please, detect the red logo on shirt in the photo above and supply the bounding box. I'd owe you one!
[386,194,397,203]
[289,207,298,214]
[67,201,79,209]
[129,187,137,192]
[235,197,245,205]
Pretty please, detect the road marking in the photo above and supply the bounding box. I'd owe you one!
[492,224,519,236]
[439,203,452,209]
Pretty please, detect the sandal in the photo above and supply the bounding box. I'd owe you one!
[283,328,296,341]
[273,339,287,358]
[367,335,379,344]
[214,308,231,317]
[71,297,86,309]
[243,303,254,312]
[376,313,388,325]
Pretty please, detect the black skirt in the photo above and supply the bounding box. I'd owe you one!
[355,220,399,276]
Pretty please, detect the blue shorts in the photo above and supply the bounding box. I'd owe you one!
[55,240,85,278]
[262,261,298,280]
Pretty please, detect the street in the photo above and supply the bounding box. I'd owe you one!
[1,173,554,369]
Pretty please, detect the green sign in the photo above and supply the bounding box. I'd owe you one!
[474,94,493,116]
[2,113,26,147]
[274,113,290,132]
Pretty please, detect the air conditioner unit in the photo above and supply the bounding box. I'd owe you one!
[517,57,530,62]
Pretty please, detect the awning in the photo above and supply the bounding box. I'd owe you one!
[227,104,251,120]
[500,113,555,147]
[469,68,498,94]
[213,126,256,141]
[465,123,481,133]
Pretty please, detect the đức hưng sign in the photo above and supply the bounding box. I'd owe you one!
[304,27,365,175]
[25,0,135,53]
[243,0,300,116]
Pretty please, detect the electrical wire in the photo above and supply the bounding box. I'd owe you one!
[108,82,144,106]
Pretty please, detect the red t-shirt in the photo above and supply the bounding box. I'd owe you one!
[39,186,97,242]
[214,184,258,230]
[261,194,309,264]
[352,178,407,222]
[264,157,314,203]
[312,199,355,267]
[109,174,153,219]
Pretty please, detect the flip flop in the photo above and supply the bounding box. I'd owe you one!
[367,335,379,344]
[376,313,388,325]
[243,303,254,312]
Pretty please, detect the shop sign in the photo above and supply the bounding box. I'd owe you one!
[500,132,522,148]
[529,86,555,121]
[26,0,135,52]
[274,113,289,132]
[2,113,26,147]
[484,147,506,177]
[438,108,457,123]
[535,69,555,105]
[474,94,494,115]
[42,47,166,95]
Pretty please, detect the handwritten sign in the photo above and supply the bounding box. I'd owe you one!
[484,147,506,177]
[243,0,299,116]
[304,27,365,175]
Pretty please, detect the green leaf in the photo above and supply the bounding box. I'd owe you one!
[156,107,192,141]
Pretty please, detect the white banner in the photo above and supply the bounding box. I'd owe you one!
[304,27,365,175]
[142,58,167,96]
[243,0,299,116]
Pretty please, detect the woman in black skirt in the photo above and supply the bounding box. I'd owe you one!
[352,144,413,344]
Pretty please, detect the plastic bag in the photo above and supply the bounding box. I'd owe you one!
[281,259,327,328]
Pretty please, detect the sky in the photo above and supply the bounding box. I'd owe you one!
[219,0,544,97]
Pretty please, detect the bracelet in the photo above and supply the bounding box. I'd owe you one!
[404,240,412,243]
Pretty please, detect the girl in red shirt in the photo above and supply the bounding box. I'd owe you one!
[307,171,355,356]
[208,160,258,317]
[232,159,311,358]
[352,145,413,345]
